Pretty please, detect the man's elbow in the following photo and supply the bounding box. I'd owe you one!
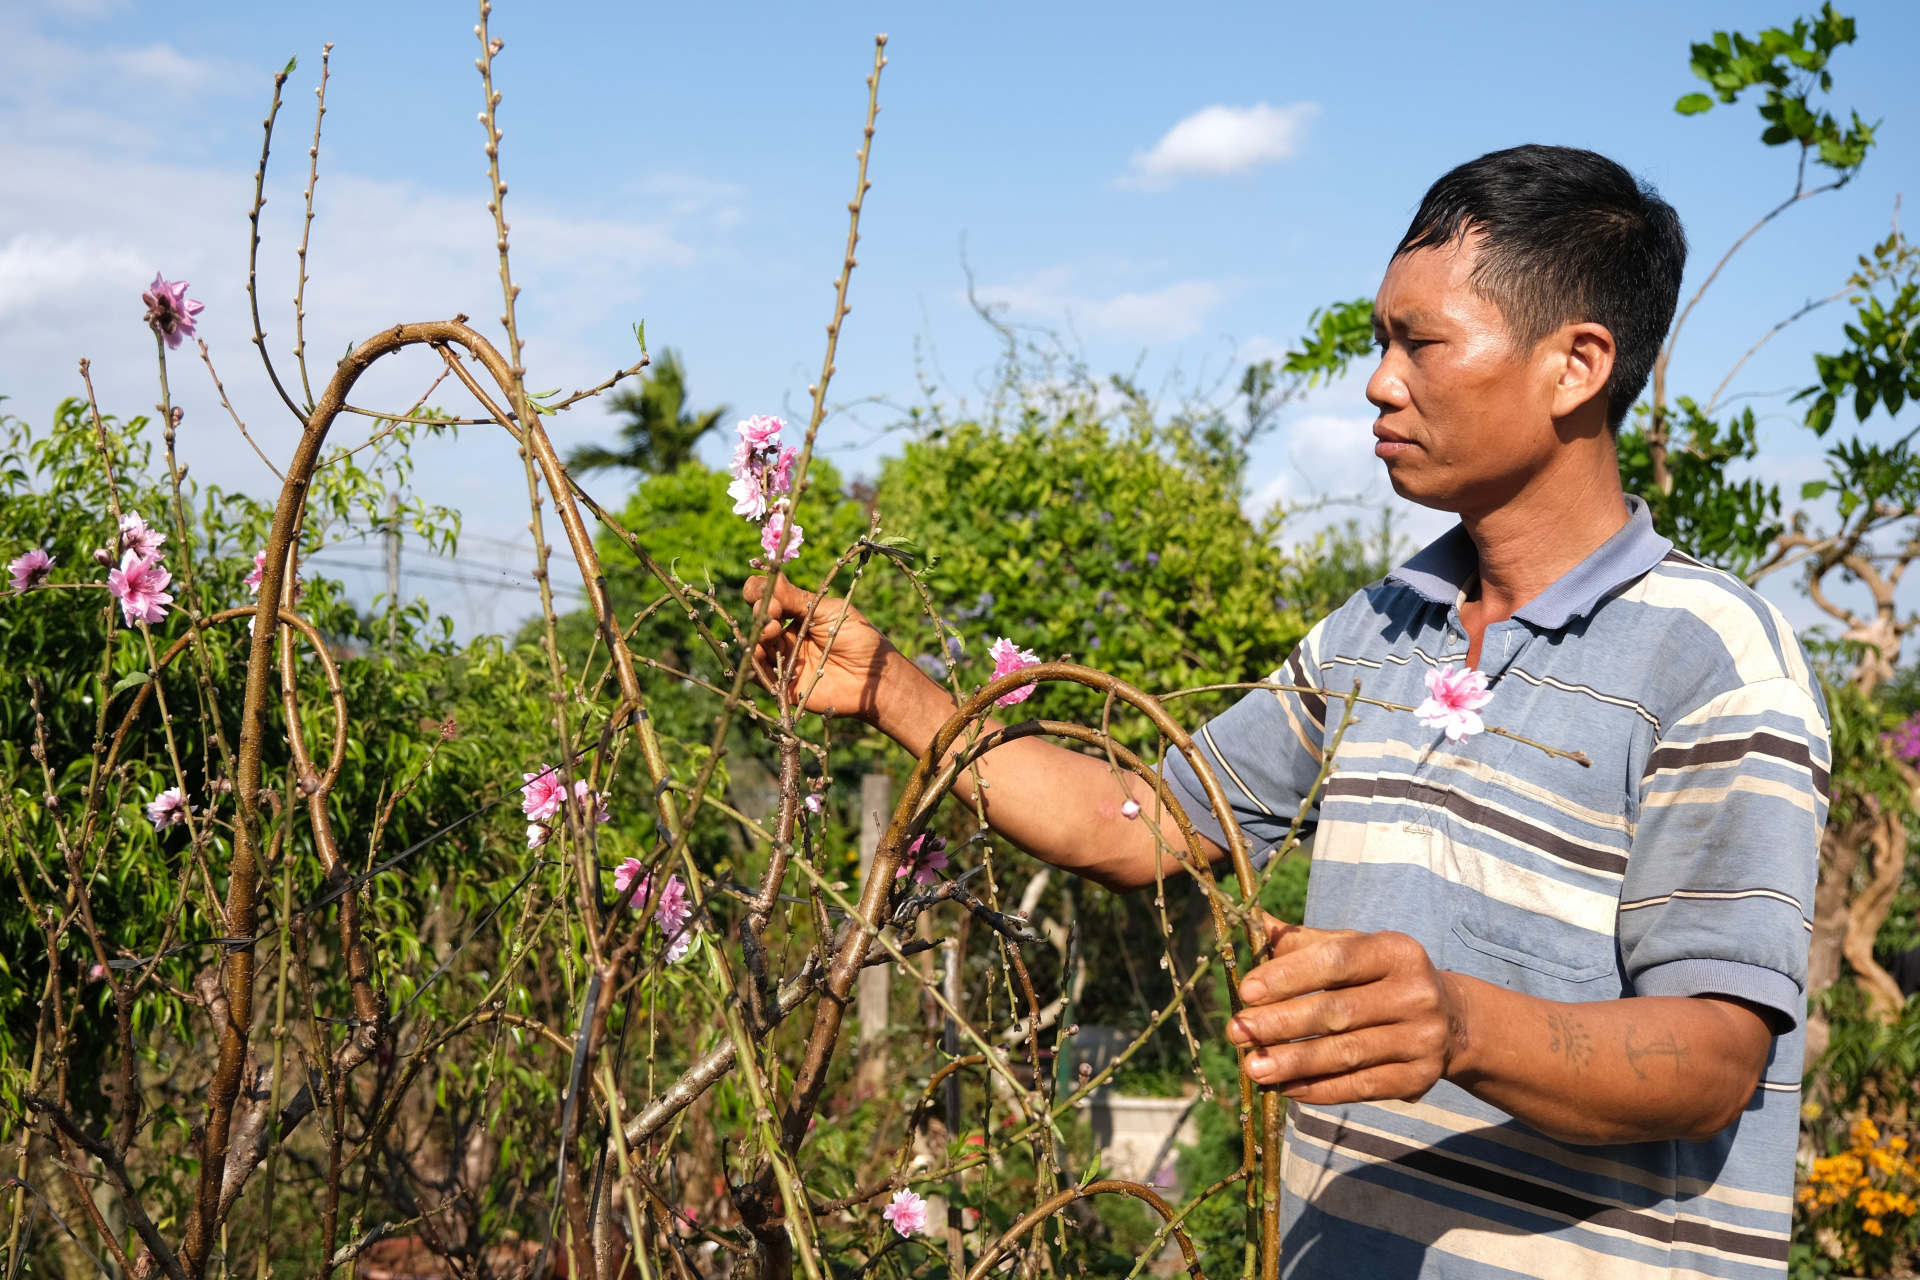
[1677,996,1775,1142]
[1084,858,1160,895]
[1080,848,1192,895]
[1677,1090,1758,1144]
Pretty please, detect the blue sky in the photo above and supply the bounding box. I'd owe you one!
[2,0,1916,636]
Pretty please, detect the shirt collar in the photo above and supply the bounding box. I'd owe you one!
[1385,496,1672,630]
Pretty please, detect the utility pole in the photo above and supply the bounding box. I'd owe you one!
[384,490,400,657]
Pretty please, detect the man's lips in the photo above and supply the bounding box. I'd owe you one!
[1373,426,1416,459]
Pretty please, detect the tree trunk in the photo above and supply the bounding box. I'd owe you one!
[1844,798,1912,1017]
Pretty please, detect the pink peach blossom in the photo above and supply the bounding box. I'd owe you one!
[108,551,173,625]
[9,548,52,593]
[727,463,767,519]
[895,834,949,886]
[609,861,696,958]
[988,637,1041,707]
[735,414,785,452]
[521,767,565,821]
[760,508,803,563]
[881,1189,928,1236]
[142,274,204,349]
[613,857,650,910]
[244,550,304,603]
[572,779,611,824]
[1415,664,1493,742]
[655,874,694,961]
[768,445,798,497]
[145,787,191,831]
[118,511,166,564]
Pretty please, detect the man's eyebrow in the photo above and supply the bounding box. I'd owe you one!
[1374,307,1437,332]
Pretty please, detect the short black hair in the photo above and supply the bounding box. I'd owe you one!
[1394,145,1686,432]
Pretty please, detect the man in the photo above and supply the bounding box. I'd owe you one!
[749,145,1824,1278]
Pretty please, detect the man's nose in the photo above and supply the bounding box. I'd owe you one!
[1365,353,1407,412]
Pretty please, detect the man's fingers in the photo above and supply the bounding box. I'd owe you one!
[771,574,815,616]
[1238,928,1394,1005]
[1264,920,1334,957]
[1253,911,1296,954]
[1262,1061,1439,1107]
[1243,1024,1434,1092]
[745,573,826,631]
[1226,985,1416,1049]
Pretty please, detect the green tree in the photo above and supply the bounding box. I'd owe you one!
[1622,2,1877,571]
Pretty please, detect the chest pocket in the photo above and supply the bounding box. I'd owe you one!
[1427,766,1631,993]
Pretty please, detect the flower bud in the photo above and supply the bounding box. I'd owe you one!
[93,547,113,565]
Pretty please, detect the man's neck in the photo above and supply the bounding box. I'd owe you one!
[1459,465,1630,625]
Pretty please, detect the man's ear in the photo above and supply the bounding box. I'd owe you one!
[1551,321,1615,424]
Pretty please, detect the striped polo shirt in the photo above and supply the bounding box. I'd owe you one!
[1165,497,1826,1279]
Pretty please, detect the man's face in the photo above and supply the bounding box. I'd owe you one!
[1365,238,1567,516]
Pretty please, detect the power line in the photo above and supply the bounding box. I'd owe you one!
[302,556,588,598]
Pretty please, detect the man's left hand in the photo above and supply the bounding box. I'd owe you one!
[1228,919,1470,1105]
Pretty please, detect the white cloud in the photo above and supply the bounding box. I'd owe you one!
[0,17,247,153]
[0,232,147,320]
[973,268,1225,344]
[1123,102,1319,190]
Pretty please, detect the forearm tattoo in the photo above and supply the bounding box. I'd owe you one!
[1623,1022,1691,1081]
[1546,1011,1592,1073]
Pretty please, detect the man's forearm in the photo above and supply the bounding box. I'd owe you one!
[1440,978,1771,1145]
[861,650,1205,891]
[1231,926,1776,1147]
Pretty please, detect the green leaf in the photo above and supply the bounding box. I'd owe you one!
[1675,92,1715,115]
[1801,480,1830,500]
[111,671,150,696]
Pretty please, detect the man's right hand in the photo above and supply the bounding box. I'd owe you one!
[741,574,1215,892]
[742,574,904,723]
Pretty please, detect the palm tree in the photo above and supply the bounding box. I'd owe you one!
[566,348,727,477]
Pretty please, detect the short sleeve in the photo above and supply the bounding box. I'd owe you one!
[1621,677,1829,1030]
[1164,624,1331,863]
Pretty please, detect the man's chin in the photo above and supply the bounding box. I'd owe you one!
[1382,466,1467,515]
